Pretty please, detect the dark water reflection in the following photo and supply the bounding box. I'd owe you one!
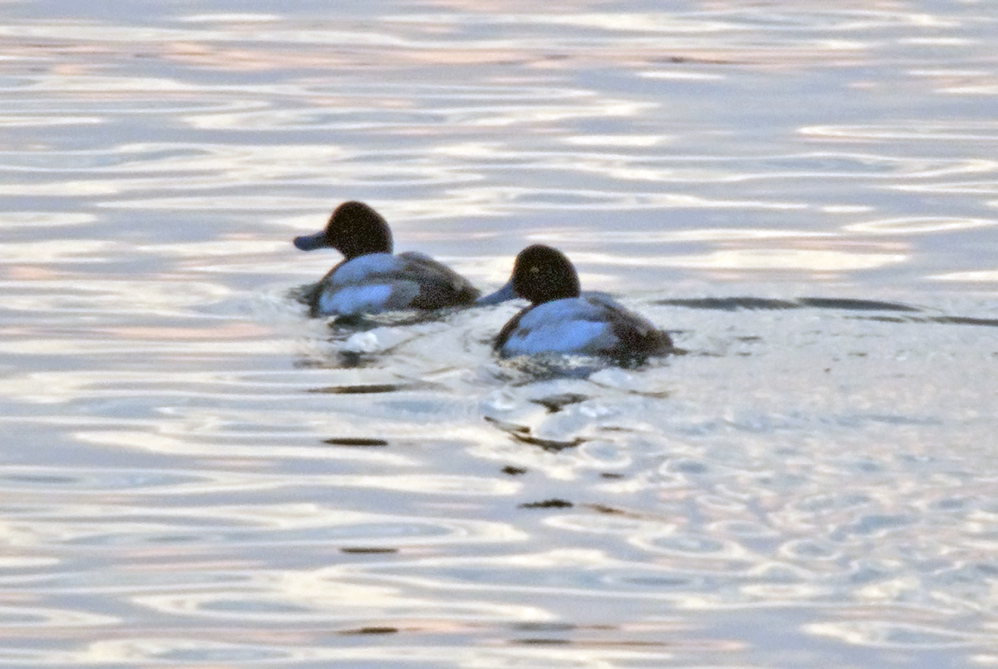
[2,0,998,666]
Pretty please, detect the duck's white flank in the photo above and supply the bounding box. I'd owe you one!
[502,297,622,355]
[329,253,399,283]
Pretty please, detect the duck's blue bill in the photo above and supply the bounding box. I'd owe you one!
[293,232,327,251]
[476,279,518,305]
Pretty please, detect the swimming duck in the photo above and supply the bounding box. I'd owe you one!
[480,245,673,359]
[294,201,480,317]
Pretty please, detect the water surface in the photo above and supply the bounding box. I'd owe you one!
[1,0,997,666]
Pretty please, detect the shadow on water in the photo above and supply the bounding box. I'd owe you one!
[484,415,587,452]
[657,296,920,313]
[659,296,998,328]
[493,346,684,387]
[290,283,470,330]
[307,382,426,394]
[323,437,390,447]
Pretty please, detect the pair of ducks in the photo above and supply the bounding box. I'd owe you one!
[295,201,673,360]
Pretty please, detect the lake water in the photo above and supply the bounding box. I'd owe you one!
[2,0,997,666]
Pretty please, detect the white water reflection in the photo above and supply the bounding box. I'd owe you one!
[800,123,998,143]
[846,216,996,234]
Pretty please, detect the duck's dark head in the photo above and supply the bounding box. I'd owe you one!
[293,201,393,259]
[510,245,581,305]
[477,244,582,307]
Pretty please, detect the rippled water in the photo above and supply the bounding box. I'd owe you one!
[2,0,997,666]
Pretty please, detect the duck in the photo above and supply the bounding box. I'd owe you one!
[479,245,673,359]
[293,201,480,317]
